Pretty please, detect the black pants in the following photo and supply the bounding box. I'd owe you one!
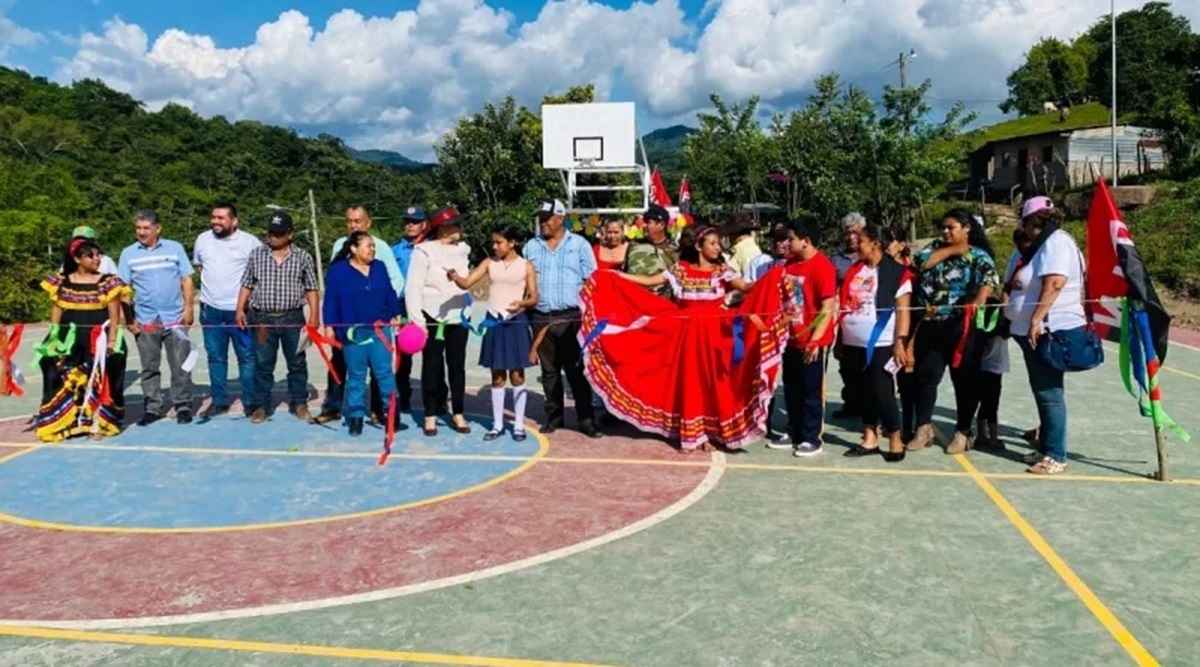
[422,318,468,417]
[782,346,826,445]
[397,352,414,408]
[322,346,383,416]
[843,345,901,435]
[532,309,594,424]
[913,316,982,433]
[837,339,864,415]
[898,371,918,435]
[978,372,1002,423]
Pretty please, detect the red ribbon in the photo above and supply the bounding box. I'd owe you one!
[305,325,344,385]
[951,304,976,369]
[372,321,395,353]
[378,391,398,466]
[1,324,24,397]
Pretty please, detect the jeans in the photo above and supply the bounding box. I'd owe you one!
[782,346,826,445]
[321,346,383,417]
[200,304,255,410]
[1017,337,1067,462]
[248,309,308,412]
[342,335,397,419]
[135,325,193,415]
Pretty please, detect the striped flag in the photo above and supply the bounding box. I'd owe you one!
[1086,177,1188,441]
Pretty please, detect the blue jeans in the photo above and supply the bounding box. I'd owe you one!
[200,304,255,410]
[247,309,308,412]
[342,336,397,419]
[1016,337,1067,462]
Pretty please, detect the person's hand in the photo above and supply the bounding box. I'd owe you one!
[506,300,522,314]
[1029,320,1044,348]
[181,310,194,328]
[235,311,246,330]
[307,314,319,329]
[803,346,820,364]
[323,326,335,341]
[127,322,141,336]
[892,340,909,368]
[446,268,459,281]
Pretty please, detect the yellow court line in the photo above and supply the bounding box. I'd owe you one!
[0,446,37,465]
[0,625,618,667]
[0,436,549,534]
[1161,365,1200,382]
[954,455,1159,666]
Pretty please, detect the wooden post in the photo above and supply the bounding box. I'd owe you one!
[308,189,323,290]
[1154,427,1169,481]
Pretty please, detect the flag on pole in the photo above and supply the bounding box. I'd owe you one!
[649,168,672,208]
[1086,176,1188,441]
[678,178,692,215]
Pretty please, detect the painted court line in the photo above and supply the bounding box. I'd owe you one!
[5,441,1198,486]
[0,626,618,667]
[954,454,1159,666]
[0,453,726,629]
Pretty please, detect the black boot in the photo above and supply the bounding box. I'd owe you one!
[348,417,364,437]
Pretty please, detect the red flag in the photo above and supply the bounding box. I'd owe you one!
[1086,177,1172,361]
[678,178,692,215]
[650,168,672,208]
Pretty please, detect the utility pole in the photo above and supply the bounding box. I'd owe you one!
[308,189,323,291]
[1111,0,1119,186]
[898,49,916,136]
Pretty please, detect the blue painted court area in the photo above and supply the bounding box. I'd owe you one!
[0,413,542,530]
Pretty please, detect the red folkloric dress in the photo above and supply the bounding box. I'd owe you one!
[579,261,789,450]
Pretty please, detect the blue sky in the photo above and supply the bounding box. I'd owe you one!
[2,0,1189,160]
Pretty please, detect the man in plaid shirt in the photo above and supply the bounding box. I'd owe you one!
[235,212,320,423]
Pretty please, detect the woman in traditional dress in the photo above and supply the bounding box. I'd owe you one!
[37,238,129,441]
[580,225,789,453]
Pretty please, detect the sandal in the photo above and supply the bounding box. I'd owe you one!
[512,430,527,442]
[483,430,502,441]
[843,444,881,458]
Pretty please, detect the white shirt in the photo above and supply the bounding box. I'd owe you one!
[1003,230,1086,337]
[840,265,913,348]
[405,241,471,323]
[193,229,263,311]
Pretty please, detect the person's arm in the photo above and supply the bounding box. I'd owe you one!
[1028,275,1067,346]
[377,237,404,297]
[177,244,195,327]
[321,266,339,339]
[917,245,964,271]
[405,248,428,328]
[971,251,999,307]
[235,286,252,329]
[448,258,490,290]
[618,272,669,287]
[579,237,598,278]
[302,254,320,328]
[729,276,753,293]
[893,291,912,367]
[49,303,63,326]
[106,299,121,350]
[380,264,402,321]
[515,261,540,312]
[807,296,837,363]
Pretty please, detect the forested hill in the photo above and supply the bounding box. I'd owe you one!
[0,66,437,322]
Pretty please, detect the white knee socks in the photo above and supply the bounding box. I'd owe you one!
[513,385,528,434]
[490,387,505,433]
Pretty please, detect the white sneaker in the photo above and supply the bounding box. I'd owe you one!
[793,442,823,457]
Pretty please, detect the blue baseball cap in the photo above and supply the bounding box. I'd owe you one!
[402,206,427,222]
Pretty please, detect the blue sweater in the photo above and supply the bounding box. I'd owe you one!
[323,260,401,343]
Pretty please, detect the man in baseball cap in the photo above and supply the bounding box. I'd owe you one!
[388,205,429,412]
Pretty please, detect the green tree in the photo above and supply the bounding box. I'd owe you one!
[684,94,777,213]
[1000,38,1091,115]
[1083,2,1198,116]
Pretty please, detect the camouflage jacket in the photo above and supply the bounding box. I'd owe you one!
[624,239,680,298]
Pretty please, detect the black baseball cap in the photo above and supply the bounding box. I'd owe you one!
[643,204,670,224]
[267,212,294,234]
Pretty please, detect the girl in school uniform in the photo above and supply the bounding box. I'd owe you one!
[448,226,540,441]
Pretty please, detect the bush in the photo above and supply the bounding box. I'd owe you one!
[1125,179,1200,298]
[0,209,73,323]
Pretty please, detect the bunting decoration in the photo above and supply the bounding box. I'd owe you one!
[1119,299,1190,442]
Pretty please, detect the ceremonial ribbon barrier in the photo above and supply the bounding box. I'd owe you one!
[0,324,24,397]
[305,325,343,384]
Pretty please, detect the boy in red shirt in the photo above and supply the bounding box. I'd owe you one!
[770,217,838,456]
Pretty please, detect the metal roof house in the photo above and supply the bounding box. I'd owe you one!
[968,124,1165,196]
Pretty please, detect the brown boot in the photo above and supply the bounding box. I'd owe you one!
[906,424,935,451]
[946,430,973,454]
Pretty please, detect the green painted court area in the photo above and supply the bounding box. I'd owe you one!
[2,330,1199,667]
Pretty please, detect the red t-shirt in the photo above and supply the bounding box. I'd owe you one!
[783,251,838,348]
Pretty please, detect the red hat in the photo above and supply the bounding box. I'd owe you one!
[427,206,465,234]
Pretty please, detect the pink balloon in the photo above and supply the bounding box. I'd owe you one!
[397,323,427,355]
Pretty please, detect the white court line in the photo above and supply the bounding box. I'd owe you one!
[0,452,727,630]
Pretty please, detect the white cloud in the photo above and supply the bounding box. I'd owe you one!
[52,0,1200,160]
[0,15,42,62]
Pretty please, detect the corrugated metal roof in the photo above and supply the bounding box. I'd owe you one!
[1069,126,1165,167]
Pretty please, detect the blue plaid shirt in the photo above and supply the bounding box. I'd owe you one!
[523,231,596,311]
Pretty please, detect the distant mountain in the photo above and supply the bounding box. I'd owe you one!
[642,124,695,179]
[347,148,429,170]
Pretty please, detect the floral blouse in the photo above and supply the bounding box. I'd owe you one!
[913,243,999,320]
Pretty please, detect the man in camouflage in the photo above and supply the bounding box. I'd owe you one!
[622,204,678,298]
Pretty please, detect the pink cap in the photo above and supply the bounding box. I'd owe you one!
[1020,196,1054,220]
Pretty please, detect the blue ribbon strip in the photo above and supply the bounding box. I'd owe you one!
[731,315,745,367]
[863,308,894,368]
[576,318,609,367]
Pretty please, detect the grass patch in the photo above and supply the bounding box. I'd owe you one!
[962,103,1127,152]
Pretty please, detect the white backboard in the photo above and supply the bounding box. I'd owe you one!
[542,102,637,170]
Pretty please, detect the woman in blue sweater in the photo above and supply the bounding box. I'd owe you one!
[323,231,403,436]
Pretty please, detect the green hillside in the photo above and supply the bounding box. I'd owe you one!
[964,103,1130,150]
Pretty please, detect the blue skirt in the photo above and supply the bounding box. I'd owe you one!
[479,312,535,370]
